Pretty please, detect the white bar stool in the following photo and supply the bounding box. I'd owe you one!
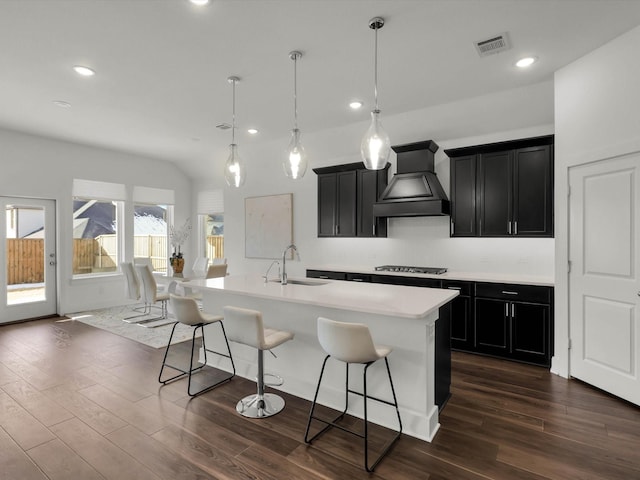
[223,306,294,418]
[159,294,235,396]
[304,316,402,472]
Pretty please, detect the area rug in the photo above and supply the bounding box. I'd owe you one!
[67,305,198,349]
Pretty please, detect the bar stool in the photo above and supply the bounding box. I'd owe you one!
[159,294,235,396]
[304,317,402,472]
[223,306,294,418]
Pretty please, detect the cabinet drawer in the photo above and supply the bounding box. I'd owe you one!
[442,280,473,296]
[371,274,442,288]
[346,273,371,283]
[306,270,346,281]
[475,282,551,304]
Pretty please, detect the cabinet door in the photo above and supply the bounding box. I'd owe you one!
[511,302,550,366]
[478,151,512,236]
[450,155,477,237]
[336,171,357,237]
[513,145,553,237]
[450,295,472,350]
[474,298,509,354]
[357,169,387,237]
[317,174,337,237]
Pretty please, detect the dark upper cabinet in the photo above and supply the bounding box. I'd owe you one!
[446,136,554,238]
[449,155,477,237]
[336,170,357,237]
[314,162,389,238]
[317,174,337,237]
[513,145,553,236]
[478,150,512,236]
[357,169,388,237]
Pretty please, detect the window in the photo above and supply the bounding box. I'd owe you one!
[72,179,126,277]
[132,186,175,273]
[72,199,121,275]
[197,190,224,262]
[133,203,169,273]
[201,213,224,261]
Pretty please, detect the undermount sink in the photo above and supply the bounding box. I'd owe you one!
[268,278,328,286]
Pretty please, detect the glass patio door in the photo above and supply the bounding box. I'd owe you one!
[0,197,57,323]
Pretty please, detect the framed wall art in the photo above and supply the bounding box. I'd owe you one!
[245,193,293,259]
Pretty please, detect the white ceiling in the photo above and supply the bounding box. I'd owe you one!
[2,0,640,179]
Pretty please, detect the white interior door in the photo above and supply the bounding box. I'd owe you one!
[569,154,640,406]
[0,197,57,323]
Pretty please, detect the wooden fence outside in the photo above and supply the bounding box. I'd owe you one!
[6,235,225,284]
[6,239,44,284]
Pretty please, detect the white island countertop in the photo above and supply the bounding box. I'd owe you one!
[186,274,458,319]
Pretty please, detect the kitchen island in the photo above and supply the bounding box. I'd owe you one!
[185,274,458,442]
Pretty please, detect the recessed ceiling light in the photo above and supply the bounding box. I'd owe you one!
[53,100,71,108]
[189,0,210,5]
[247,128,259,135]
[73,65,95,76]
[515,56,537,68]
[349,101,363,110]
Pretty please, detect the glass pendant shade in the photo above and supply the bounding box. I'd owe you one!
[283,128,308,179]
[361,109,391,170]
[224,143,246,188]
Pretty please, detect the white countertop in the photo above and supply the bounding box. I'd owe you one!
[186,274,458,319]
[307,265,555,287]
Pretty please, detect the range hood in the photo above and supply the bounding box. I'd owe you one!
[373,140,450,218]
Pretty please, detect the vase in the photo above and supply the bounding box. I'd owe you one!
[172,257,185,275]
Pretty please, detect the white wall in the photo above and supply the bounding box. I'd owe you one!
[208,82,555,281]
[553,25,640,377]
[0,128,191,314]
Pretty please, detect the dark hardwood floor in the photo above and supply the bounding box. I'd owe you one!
[0,317,639,479]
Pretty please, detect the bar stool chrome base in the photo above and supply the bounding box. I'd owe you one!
[236,393,285,418]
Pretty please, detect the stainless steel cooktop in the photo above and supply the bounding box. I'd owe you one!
[375,265,448,275]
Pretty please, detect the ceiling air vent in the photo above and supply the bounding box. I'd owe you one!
[474,32,510,57]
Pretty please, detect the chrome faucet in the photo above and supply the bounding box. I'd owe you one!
[281,244,300,285]
[263,260,280,283]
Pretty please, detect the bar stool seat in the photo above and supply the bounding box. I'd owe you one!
[304,317,402,472]
[159,294,235,396]
[223,306,294,418]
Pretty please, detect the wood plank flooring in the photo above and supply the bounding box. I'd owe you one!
[0,317,639,479]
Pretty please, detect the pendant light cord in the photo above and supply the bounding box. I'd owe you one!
[374,23,379,111]
[293,53,299,130]
[231,78,237,144]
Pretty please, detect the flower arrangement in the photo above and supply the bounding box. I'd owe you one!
[169,218,192,266]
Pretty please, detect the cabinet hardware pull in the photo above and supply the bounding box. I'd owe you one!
[511,303,515,317]
[501,290,518,295]
[447,286,462,290]
[319,276,329,279]
[352,278,364,282]
[508,221,512,235]
[451,221,454,236]
[514,221,518,235]
[505,303,509,317]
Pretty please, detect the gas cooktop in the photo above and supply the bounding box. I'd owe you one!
[375,265,448,275]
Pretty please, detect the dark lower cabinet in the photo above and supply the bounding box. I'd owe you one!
[306,270,553,368]
[511,301,551,365]
[474,282,552,367]
[475,298,510,354]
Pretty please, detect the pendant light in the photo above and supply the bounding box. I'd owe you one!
[224,76,246,188]
[283,51,308,180]
[361,17,391,171]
